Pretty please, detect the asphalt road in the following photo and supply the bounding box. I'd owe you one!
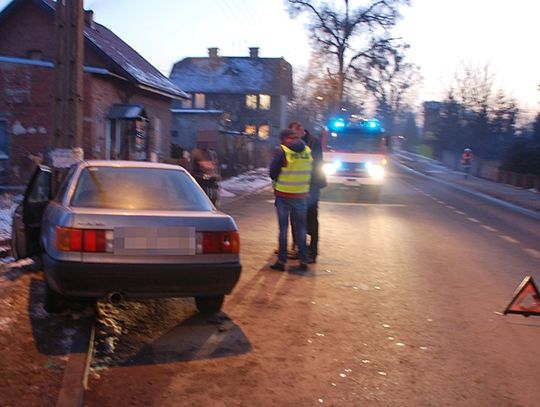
[84,165,540,407]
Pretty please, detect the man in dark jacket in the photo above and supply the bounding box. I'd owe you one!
[289,122,327,263]
[269,128,313,272]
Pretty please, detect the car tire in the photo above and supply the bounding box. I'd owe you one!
[195,295,224,314]
[44,280,67,313]
[10,230,19,260]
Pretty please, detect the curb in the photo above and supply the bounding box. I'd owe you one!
[56,318,95,407]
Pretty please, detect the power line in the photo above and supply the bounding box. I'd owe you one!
[214,0,250,54]
[230,0,258,28]
[234,0,264,46]
[220,0,252,37]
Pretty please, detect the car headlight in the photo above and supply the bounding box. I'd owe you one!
[368,164,385,179]
[323,161,341,175]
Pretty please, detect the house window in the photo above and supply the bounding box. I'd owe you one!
[259,94,271,110]
[258,124,270,140]
[246,94,257,110]
[245,124,256,136]
[181,96,192,109]
[194,93,206,109]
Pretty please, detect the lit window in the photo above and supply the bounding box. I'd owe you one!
[194,93,206,109]
[259,94,271,110]
[245,124,256,135]
[258,124,270,140]
[246,94,257,110]
[181,95,192,108]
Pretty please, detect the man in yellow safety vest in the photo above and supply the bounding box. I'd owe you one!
[268,128,313,272]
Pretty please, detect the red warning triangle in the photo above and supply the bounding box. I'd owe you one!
[504,276,540,317]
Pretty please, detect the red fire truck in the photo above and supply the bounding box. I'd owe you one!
[321,117,388,198]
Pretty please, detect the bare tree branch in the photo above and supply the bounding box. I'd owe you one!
[285,0,410,113]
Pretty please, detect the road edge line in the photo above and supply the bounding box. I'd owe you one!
[393,159,540,222]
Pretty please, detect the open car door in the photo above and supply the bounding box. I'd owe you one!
[11,165,52,259]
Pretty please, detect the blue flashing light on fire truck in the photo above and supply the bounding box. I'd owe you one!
[321,117,388,197]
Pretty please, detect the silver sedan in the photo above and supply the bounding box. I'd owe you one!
[11,160,242,314]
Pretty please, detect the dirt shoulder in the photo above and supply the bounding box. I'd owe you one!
[0,259,92,407]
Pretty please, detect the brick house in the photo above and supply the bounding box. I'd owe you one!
[0,0,188,184]
[169,47,293,171]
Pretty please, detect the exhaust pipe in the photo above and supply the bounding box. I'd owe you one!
[106,292,124,305]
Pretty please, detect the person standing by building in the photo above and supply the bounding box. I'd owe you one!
[269,128,313,272]
[191,141,220,204]
[288,122,327,263]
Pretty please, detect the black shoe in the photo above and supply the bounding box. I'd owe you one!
[306,257,317,264]
[270,262,285,271]
[289,262,308,272]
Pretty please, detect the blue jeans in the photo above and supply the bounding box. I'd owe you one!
[275,196,308,264]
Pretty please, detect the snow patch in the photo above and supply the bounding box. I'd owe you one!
[220,168,272,194]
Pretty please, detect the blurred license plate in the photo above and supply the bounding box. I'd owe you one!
[344,178,360,186]
[114,227,196,255]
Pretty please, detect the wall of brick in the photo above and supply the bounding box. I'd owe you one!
[89,76,173,161]
[0,0,175,184]
[0,0,56,60]
[0,63,54,182]
[0,61,174,184]
[0,0,107,70]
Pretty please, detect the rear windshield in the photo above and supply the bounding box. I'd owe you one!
[326,129,385,153]
[70,167,213,211]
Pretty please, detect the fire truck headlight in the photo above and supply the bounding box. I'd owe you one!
[323,161,341,175]
[323,163,336,175]
[368,164,385,179]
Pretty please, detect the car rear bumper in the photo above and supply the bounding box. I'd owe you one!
[43,253,242,298]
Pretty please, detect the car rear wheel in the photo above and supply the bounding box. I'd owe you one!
[10,230,20,260]
[44,280,67,313]
[195,295,224,314]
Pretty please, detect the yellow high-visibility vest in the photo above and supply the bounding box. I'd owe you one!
[275,145,313,194]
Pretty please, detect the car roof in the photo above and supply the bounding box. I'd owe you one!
[78,160,188,171]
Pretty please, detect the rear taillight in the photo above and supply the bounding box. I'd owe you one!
[197,231,240,254]
[56,227,113,252]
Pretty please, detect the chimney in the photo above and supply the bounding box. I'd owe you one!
[249,47,259,58]
[84,10,95,29]
[208,47,219,59]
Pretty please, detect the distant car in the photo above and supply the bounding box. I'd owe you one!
[11,160,242,314]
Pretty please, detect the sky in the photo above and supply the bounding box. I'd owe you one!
[1,0,540,116]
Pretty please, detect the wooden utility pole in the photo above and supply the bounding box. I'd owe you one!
[52,0,84,183]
